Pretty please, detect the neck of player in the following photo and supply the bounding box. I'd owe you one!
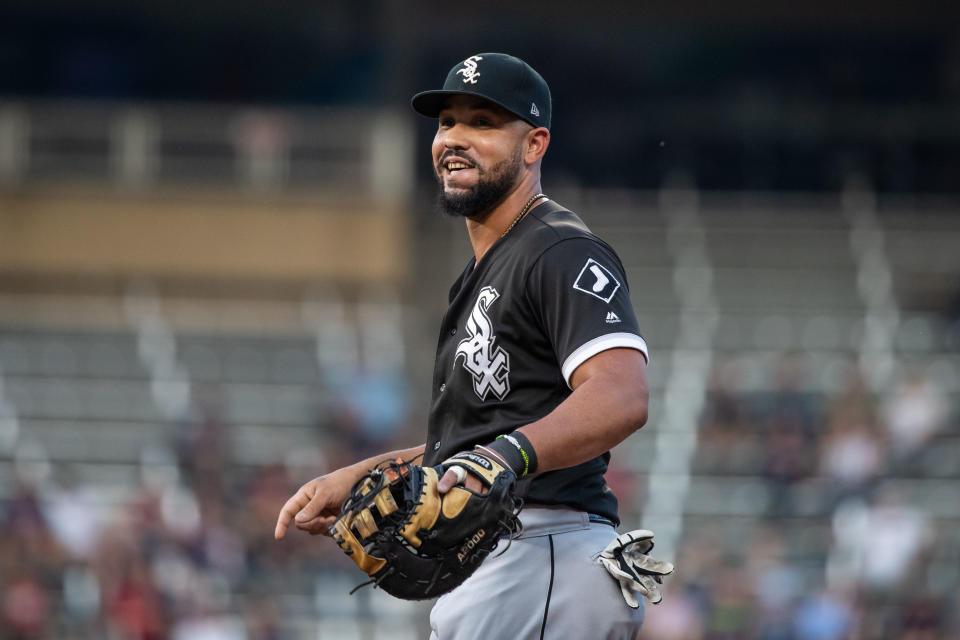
[465,177,545,263]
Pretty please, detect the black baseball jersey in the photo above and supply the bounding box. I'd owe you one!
[422,199,648,525]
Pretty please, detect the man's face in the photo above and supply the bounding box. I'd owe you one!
[432,95,529,218]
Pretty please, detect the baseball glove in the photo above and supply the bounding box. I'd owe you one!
[330,451,522,600]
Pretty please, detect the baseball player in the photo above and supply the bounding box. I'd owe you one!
[276,53,658,639]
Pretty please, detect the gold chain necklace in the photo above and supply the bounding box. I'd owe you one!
[500,193,548,238]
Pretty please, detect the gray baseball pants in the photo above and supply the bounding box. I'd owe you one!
[429,507,644,640]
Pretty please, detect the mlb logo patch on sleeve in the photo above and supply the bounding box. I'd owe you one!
[573,258,621,303]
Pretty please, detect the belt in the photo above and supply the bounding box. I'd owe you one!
[588,513,616,528]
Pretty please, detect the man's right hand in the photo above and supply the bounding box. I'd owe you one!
[274,445,427,541]
[274,468,359,540]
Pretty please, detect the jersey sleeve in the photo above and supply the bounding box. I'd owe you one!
[525,237,648,387]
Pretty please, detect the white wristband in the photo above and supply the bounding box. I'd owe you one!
[474,444,511,469]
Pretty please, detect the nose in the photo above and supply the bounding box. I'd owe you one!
[437,121,469,151]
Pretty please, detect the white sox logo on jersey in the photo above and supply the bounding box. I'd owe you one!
[456,56,483,84]
[454,286,511,400]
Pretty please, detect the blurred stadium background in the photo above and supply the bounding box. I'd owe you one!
[1,1,959,638]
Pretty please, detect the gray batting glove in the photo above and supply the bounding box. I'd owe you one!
[597,529,675,607]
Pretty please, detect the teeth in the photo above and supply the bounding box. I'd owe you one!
[446,162,470,171]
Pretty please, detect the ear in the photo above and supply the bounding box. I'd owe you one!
[523,127,550,166]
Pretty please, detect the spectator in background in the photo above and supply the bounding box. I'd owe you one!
[103,558,165,640]
[747,527,803,640]
[637,581,705,640]
[819,402,884,502]
[42,464,105,561]
[763,413,814,517]
[894,597,948,640]
[1,565,52,640]
[704,564,754,639]
[770,354,818,438]
[882,369,948,466]
[1,479,62,639]
[829,485,933,595]
[791,587,857,640]
[858,487,934,594]
[176,390,229,493]
[696,359,761,476]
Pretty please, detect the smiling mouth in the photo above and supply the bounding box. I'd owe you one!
[440,155,478,175]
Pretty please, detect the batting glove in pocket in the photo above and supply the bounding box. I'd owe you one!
[598,529,675,607]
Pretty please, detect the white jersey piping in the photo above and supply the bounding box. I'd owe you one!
[560,332,649,388]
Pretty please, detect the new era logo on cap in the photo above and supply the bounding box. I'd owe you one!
[530,102,540,116]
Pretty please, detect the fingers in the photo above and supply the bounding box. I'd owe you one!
[634,556,674,576]
[438,466,488,495]
[294,488,327,524]
[300,515,337,536]
[275,479,329,540]
[620,545,674,576]
[619,582,640,609]
[638,575,664,604]
[274,489,311,540]
[437,467,463,494]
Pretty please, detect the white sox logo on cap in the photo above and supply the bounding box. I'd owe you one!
[456,55,483,84]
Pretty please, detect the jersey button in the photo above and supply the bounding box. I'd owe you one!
[450,328,457,336]
[439,383,446,392]
[434,441,441,451]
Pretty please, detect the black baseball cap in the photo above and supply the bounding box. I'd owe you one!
[411,53,552,130]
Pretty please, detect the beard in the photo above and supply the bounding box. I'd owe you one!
[436,148,523,219]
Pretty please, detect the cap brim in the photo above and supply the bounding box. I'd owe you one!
[410,89,530,125]
[411,90,463,117]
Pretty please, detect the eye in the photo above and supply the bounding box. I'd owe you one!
[438,116,455,128]
[473,116,493,127]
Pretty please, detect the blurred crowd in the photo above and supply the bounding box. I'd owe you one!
[0,377,421,640]
[640,356,958,640]
[1,351,957,639]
